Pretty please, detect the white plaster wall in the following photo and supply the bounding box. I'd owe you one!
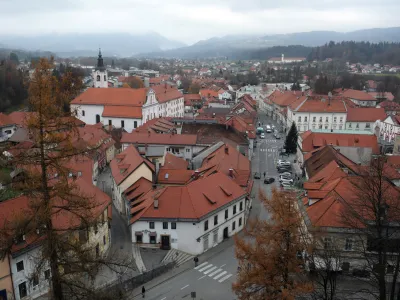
[287,110,347,132]
[93,70,108,88]
[345,122,373,131]
[11,247,50,300]
[130,198,247,255]
[71,104,104,125]
[103,117,142,133]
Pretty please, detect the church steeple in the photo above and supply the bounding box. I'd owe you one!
[95,48,105,71]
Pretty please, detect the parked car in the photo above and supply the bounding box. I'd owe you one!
[280,181,293,188]
[264,177,275,184]
[279,177,294,184]
[260,133,265,139]
[254,172,261,179]
[280,172,292,177]
[276,134,281,139]
[265,125,272,133]
[277,159,289,164]
[277,166,292,173]
[277,161,291,168]
[271,125,275,129]
[280,151,290,157]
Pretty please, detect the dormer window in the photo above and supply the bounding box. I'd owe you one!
[97,75,100,81]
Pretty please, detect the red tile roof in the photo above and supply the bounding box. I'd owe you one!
[151,85,183,103]
[110,145,155,185]
[300,131,379,154]
[0,113,15,127]
[346,107,386,122]
[121,132,197,146]
[130,172,247,223]
[8,112,32,126]
[124,177,153,201]
[290,97,347,113]
[199,143,251,187]
[378,100,400,110]
[162,153,189,170]
[184,94,202,102]
[71,87,146,106]
[369,92,395,101]
[157,169,194,185]
[102,105,142,119]
[268,90,302,107]
[340,89,376,101]
[135,118,175,134]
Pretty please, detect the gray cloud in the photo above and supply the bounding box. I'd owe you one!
[0,0,398,44]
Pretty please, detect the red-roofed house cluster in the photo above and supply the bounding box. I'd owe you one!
[108,140,252,255]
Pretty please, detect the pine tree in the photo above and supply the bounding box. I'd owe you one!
[233,190,313,300]
[285,122,298,154]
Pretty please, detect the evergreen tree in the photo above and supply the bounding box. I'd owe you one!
[284,122,298,154]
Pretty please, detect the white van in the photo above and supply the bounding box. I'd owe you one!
[265,125,272,133]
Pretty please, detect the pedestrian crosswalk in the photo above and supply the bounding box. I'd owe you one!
[194,262,234,283]
[260,148,277,152]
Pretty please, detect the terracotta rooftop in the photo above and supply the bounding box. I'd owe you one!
[369,92,395,101]
[162,153,189,170]
[102,105,142,119]
[346,107,386,122]
[151,85,183,103]
[130,172,247,223]
[378,100,400,110]
[135,118,175,134]
[290,96,347,113]
[339,89,376,101]
[300,131,379,154]
[110,145,155,185]
[124,177,153,202]
[121,132,197,146]
[157,169,194,185]
[71,87,146,106]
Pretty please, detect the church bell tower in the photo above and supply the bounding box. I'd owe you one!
[93,48,108,88]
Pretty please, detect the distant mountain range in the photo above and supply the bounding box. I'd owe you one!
[0,32,186,57]
[139,27,400,59]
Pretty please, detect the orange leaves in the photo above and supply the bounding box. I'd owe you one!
[233,189,313,300]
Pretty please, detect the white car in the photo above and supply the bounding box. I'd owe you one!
[265,125,272,133]
[280,172,292,177]
[260,133,265,139]
[279,177,294,183]
[277,159,289,164]
[280,181,293,189]
[277,161,291,167]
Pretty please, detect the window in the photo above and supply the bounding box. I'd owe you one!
[96,75,100,81]
[365,123,371,129]
[233,205,237,214]
[356,123,359,129]
[134,121,138,128]
[171,222,177,229]
[108,120,112,126]
[319,117,322,122]
[349,123,352,128]
[240,201,243,211]
[232,221,236,231]
[19,282,27,298]
[44,269,50,280]
[96,244,99,258]
[79,229,88,243]
[214,215,218,225]
[298,126,301,132]
[204,220,209,231]
[333,117,337,122]
[104,75,107,81]
[323,237,332,249]
[163,222,168,229]
[340,117,343,122]
[186,148,190,153]
[345,238,353,251]
[149,222,155,229]
[121,120,125,128]
[312,125,316,129]
[313,117,316,122]
[17,261,24,272]
[82,110,85,116]
[326,116,328,122]
[325,125,328,129]
[298,116,301,122]
[319,124,322,129]
[239,217,242,227]
[225,209,228,219]
[304,116,308,122]
[33,274,39,286]
[94,222,98,234]
[339,125,343,130]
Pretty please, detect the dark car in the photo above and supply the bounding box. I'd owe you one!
[278,167,292,173]
[254,172,261,179]
[264,177,275,184]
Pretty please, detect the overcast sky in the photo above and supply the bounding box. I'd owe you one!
[0,0,399,45]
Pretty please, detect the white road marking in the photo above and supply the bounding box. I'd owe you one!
[198,264,213,272]
[219,264,226,268]
[219,274,233,283]
[160,297,166,300]
[209,268,222,277]
[194,262,208,269]
[203,266,217,274]
[181,284,189,290]
[198,275,207,280]
[213,271,227,280]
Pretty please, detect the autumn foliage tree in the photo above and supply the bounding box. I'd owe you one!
[0,58,132,300]
[125,77,144,89]
[233,190,312,300]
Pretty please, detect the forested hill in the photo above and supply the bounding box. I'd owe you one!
[307,41,400,65]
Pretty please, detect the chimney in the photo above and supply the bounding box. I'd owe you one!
[194,169,200,179]
[225,145,229,154]
[154,199,159,209]
[229,168,234,177]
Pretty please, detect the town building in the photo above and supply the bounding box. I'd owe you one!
[376,115,400,154]
[110,145,155,216]
[130,172,249,254]
[345,107,386,132]
[267,54,306,64]
[337,89,377,107]
[287,95,348,132]
[376,100,400,115]
[267,90,303,127]
[298,130,380,165]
